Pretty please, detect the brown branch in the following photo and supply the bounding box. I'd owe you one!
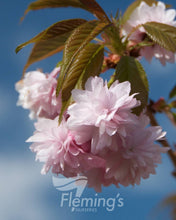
[147,104,176,174]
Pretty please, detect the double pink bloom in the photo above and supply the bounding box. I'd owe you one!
[15,67,61,119]
[122,1,176,65]
[16,73,167,192]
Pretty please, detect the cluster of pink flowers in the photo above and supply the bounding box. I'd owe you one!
[122,1,176,65]
[16,72,167,192]
[15,67,61,119]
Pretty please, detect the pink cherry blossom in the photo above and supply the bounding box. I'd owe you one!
[26,117,105,176]
[83,167,117,192]
[67,76,140,154]
[122,1,176,65]
[15,67,61,119]
[104,115,167,187]
[81,113,167,191]
[83,168,106,192]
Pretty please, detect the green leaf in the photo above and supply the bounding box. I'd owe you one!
[16,32,43,54]
[59,43,104,122]
[59,98,72,124]
[17,19,87,74]
[23,35,65,74]
[115,56,149,114]
[143,22,176,52]
[105,23,124,55]
[122,0,158,25]
[62,43,104,101]
[81,45,104,87]
[169,85,176,99]
[23,0,110,23]
[56,20,109,95]
[79,0,110,22]
[16,18,86,53]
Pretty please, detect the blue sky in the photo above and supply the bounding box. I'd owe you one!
[0,0,176,219]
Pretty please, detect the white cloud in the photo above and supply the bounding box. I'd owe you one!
[0,155,66,220]
[1,152,175,220]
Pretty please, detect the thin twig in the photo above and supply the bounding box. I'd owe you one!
[147,104,176,171]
